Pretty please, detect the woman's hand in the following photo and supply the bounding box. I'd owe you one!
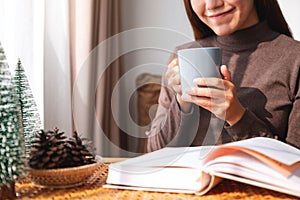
[181,65,245,125]
[165,58,192,113]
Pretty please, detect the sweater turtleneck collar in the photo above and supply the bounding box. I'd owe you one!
[214,21,279,51]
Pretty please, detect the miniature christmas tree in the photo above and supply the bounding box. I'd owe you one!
[13,59,42,155]
[0,42,25,198]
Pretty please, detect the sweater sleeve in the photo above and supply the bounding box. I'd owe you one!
[224,108,275,141]
[285,68,300,149]
[146,67,200,152]
[286,99,300,149]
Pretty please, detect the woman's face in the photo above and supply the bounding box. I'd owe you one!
[190,0,259,36]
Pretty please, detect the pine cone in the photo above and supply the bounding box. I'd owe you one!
[29,128,96,169]
[29,128,67,169]
[62,131,96,168]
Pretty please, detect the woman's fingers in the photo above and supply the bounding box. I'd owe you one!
[181,65,245,125]
[166,59,179,79]
[193,77,227,89]
[181,93,226,117]
[166,58,182,94]
[166,67,180,88]
[182,76,233,120]
[169,58,178,66]
[185,86,226,100]
[220,65,231,81]
[168,75,181,94]
[193,65,231,87]
[166,58,192,111]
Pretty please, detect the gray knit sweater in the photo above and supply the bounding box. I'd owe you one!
[147,21,300,151]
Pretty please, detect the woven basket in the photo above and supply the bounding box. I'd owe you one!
[28,162,100,188]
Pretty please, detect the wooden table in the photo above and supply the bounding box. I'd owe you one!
[14,162,298,200]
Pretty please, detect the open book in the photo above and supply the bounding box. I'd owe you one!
[104,137,300,197]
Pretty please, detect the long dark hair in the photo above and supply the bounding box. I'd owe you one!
[183,0,292,40]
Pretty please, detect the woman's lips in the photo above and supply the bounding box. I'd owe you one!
[207,8,235,19]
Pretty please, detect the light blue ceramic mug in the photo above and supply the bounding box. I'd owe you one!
[178,47,222,95]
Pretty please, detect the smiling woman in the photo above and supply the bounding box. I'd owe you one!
[190,0,259,36]
[183,0,292,40]
[146,0,300,152]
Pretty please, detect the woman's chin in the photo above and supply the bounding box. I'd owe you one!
[213,28,235,36]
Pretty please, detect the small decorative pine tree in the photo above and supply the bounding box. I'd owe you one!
[13,59,42,155]
[0,42,25,198]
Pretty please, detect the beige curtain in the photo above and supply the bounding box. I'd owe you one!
[69,0,126,156]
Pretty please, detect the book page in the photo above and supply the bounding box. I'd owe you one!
[204,151,300,189]
[107,146,217,192]
[203,137,300,176]
[110,146,214,169]
[210,171,300,198]
[224,137,300,165]
[201,138,300,197]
